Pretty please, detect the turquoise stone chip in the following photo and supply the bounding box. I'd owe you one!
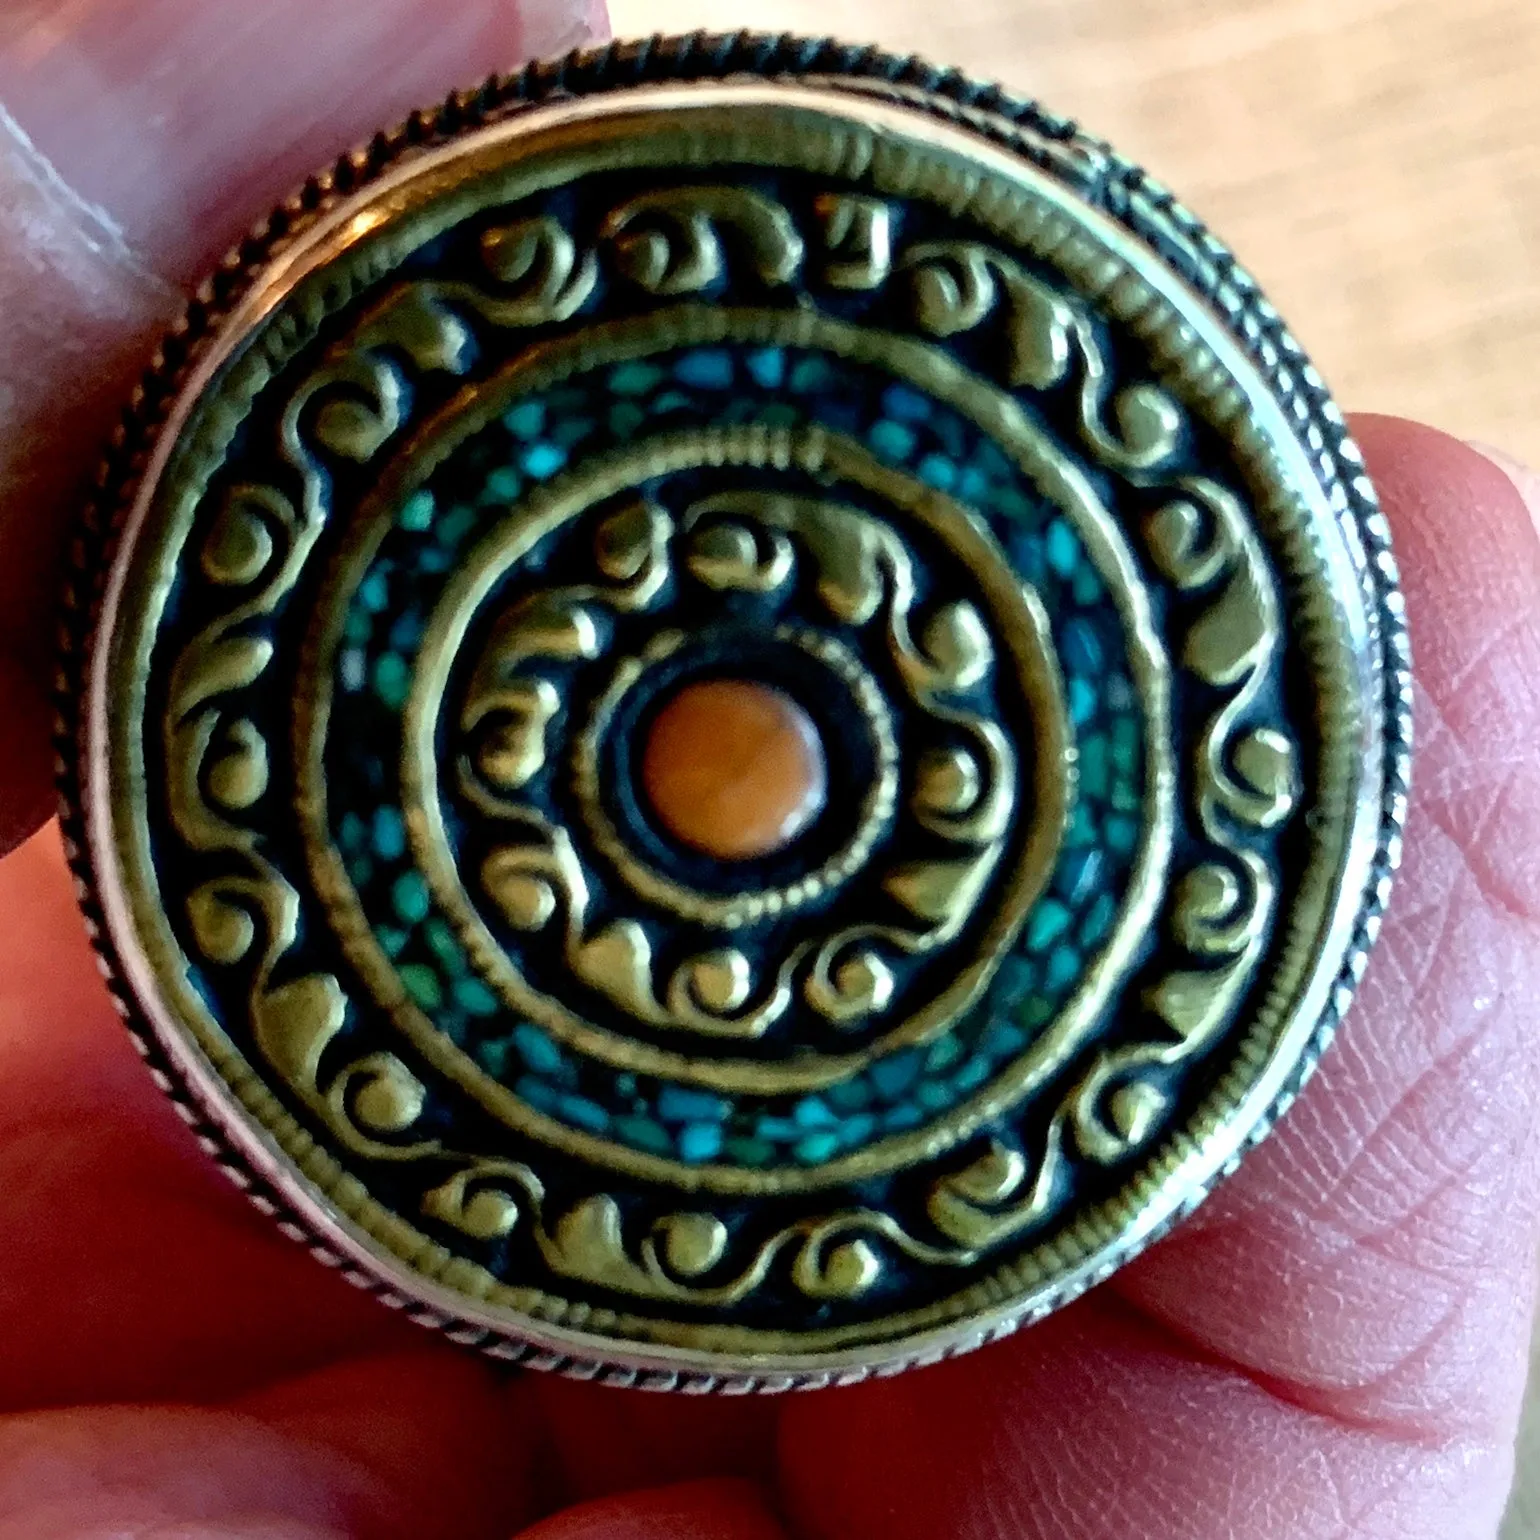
[916,1079,954,1113]
[792,1096,838,1129]
[514,1075,561,1115]
[1045,944,1081,992]
[1105,813,1140,854]
[953,1056,992,1094]
[917,453,958,491]
[1068,677,1098,726]
[609,402,646,438]
[868,419,917,461]
[925,1033,964,1071]
[435,504,477,550]
[1062,616,1104,673]
[617,1116,675,1156]
[1072,564,1103,605]
[658,1086,730,1123]
[503,400,546,439]
[1056,848,1107,906]
[372,806,407,861]
[376,927,408,960]
[482,466,522,502]
[826,1077,873,1113]
[608,361,665,395]
[521,442,567,479]
[398,963,443,1010]
[746,347,786,388]
[1045,519,1079,577]
[338,811,368,851]
[793,1131,840,1164]
[512,1022,564,1076]
[397,490,435,531]
[882,1105,925,1133]
[558,1095,610,1134]
[1026,898,1073,952]
[453,978,500,1017]
[870,1048,923,1099]
[358,571,390,612]
[372,653,411,710]
[1112,716,1141,773]
[674,349,735,388]
[1081,893,1118,947]
[391,870,431,925]
[980,1019,1027,1059]
[724,1136,776,1166]
[678,1123,724,1163]
[424,918,463,973]
[840,1113,878,1146]
[1079,734,1111,799]
[881,384,931,422]
[478,1038,513,1079]
[789,355,835,393]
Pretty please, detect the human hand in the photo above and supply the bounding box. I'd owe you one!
[1,5,1537,1536]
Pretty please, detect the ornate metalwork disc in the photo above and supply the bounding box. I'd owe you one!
[59,36,1410,1390]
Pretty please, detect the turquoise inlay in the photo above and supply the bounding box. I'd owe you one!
[792,1096,838,1130]
[481,465,522,504]
[881,383,931,422]
[1080,734,1111,799]
[868,419,917,461]
[521,442,567,480]
[674,349,735,389]
[1044,944,1081,993]
[435,504,477,550]
[372,806,406,860]
[391,870,431,925]
[515,1075,561,1114]
[657,1086,730,1123]
[1080,893,1118,947]
[679,1123,724,1163]
[1026,898,1073,952]
[358,571,390,613]
[1068,677,1098,726]
[616,1115,673,1155]
[399,963,443,1010]
[1045,519,1079,577]
[398,490,435,531]
[376,926,408,959]
[1105,814,1140,855]
[453,977,500,1017]
[794,1131,840,1164]
[372,653,410,710]
[388,611,423,651]
[1056,847,1106,906]
[917,453,959,491]
[870,1048,924,1099]
[512,1022,564,1077]
[503,399,546,439]
[608,360,666,396]
[746,347,786,388]
[328,340,1153,1170]
[1063,616,1104,674]
[558,1094,610,1134]
[789,354,835,393]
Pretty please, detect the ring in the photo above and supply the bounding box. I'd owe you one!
[57,33,1411,1390]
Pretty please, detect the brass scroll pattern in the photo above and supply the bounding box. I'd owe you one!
[456,482,1021,1041]
[161,175,1297,1306]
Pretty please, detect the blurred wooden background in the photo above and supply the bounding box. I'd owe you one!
[608,0,1540,464]
[608,1,1540,1530]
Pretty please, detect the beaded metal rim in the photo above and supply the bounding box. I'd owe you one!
[55,31,1411,1392]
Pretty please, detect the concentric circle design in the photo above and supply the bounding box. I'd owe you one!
[63,47,1408,1387]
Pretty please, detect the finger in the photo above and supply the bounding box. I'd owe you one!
[0,0,607,855]
[776,420,1540,1540]
[0,1349,541,1540]
[510,1479,792,1540]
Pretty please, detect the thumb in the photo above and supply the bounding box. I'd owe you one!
[0,0,608,852]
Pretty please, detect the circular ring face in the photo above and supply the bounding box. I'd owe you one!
[62,43,1409,1388]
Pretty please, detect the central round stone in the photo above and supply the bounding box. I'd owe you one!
[641,680,828,861]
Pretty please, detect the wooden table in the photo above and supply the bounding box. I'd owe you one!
[605,2,1540,1529]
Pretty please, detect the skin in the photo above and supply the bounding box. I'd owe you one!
[0,3,1536,1535]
